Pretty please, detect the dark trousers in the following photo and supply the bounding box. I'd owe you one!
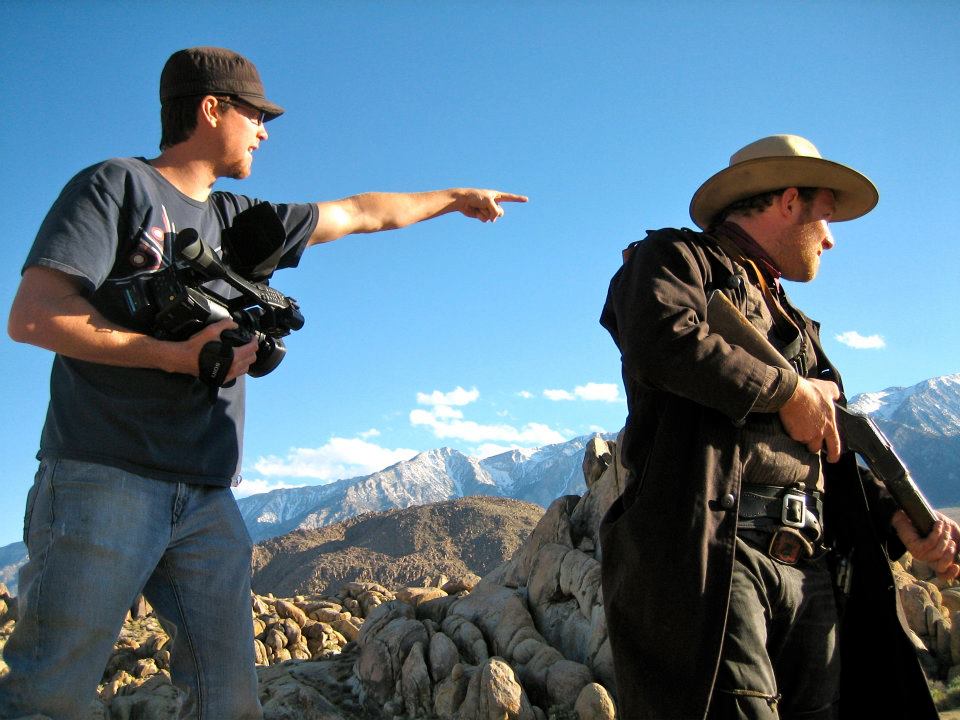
[707,535,840,720]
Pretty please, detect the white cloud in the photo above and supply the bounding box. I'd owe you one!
[410,408,567,446]
[410,384,568,454]
[432,405,465,419]
[416,386,479,407]
[231,477,310,499]
[543,382,621,403]
[252,437,418,483]
[517,390,534,399]
[358,428,381,439]
[574,383,621,402]
[835,331,886,350]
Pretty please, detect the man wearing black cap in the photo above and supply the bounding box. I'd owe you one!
[599,135,958,719]
[1,47,525,718]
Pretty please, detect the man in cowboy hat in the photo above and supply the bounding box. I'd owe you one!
[1,46,525,718]
[598,134,959,719]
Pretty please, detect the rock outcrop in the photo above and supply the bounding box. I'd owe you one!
[348,434,624,719]
[895,555,960,683]
[0,581,384,719]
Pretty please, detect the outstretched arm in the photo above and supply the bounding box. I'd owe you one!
[307,188,528,246]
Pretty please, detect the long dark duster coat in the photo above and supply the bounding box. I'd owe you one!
[599,227,936,720]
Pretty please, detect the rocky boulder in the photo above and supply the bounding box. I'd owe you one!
[350,434,624,719]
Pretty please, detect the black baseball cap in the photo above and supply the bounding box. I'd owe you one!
[160,46,284,120]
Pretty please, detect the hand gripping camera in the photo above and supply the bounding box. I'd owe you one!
[150,203,304,391]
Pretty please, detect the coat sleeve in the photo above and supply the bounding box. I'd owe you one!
[602,230,776,424]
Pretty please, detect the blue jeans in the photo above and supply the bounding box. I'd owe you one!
[0,459,261,720]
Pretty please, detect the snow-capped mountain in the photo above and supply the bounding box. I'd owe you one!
[239,435,600,542]
[849,373,960,436]
[486,438,596,507]
[849,373,960,507]
[0,541,26,596]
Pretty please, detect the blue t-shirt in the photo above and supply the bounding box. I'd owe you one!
[24,157,319,485]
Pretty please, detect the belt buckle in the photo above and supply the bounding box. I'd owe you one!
[781,491,807,529]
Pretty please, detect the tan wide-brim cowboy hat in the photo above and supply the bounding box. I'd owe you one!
[689,134,879,230]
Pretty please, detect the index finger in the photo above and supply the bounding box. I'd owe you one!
[212,318,240,333]
[193,318,237,340]
[492,192,528,203]
[823,424,841,464]
[891,509,920,543]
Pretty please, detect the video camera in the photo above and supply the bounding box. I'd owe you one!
[149,203,304,382]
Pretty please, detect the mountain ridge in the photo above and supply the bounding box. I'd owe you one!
[239,434,602,542]
[849,373,960,436]
[849,373,960,506]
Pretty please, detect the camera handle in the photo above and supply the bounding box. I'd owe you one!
[197,327,253,403]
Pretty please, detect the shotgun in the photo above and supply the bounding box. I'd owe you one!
[706,290,939,537]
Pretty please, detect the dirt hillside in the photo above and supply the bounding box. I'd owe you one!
[251,495,545,596]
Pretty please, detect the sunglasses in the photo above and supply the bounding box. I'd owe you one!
[215,96,266,126]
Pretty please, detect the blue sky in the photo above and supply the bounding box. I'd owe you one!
[1,1,957,546]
